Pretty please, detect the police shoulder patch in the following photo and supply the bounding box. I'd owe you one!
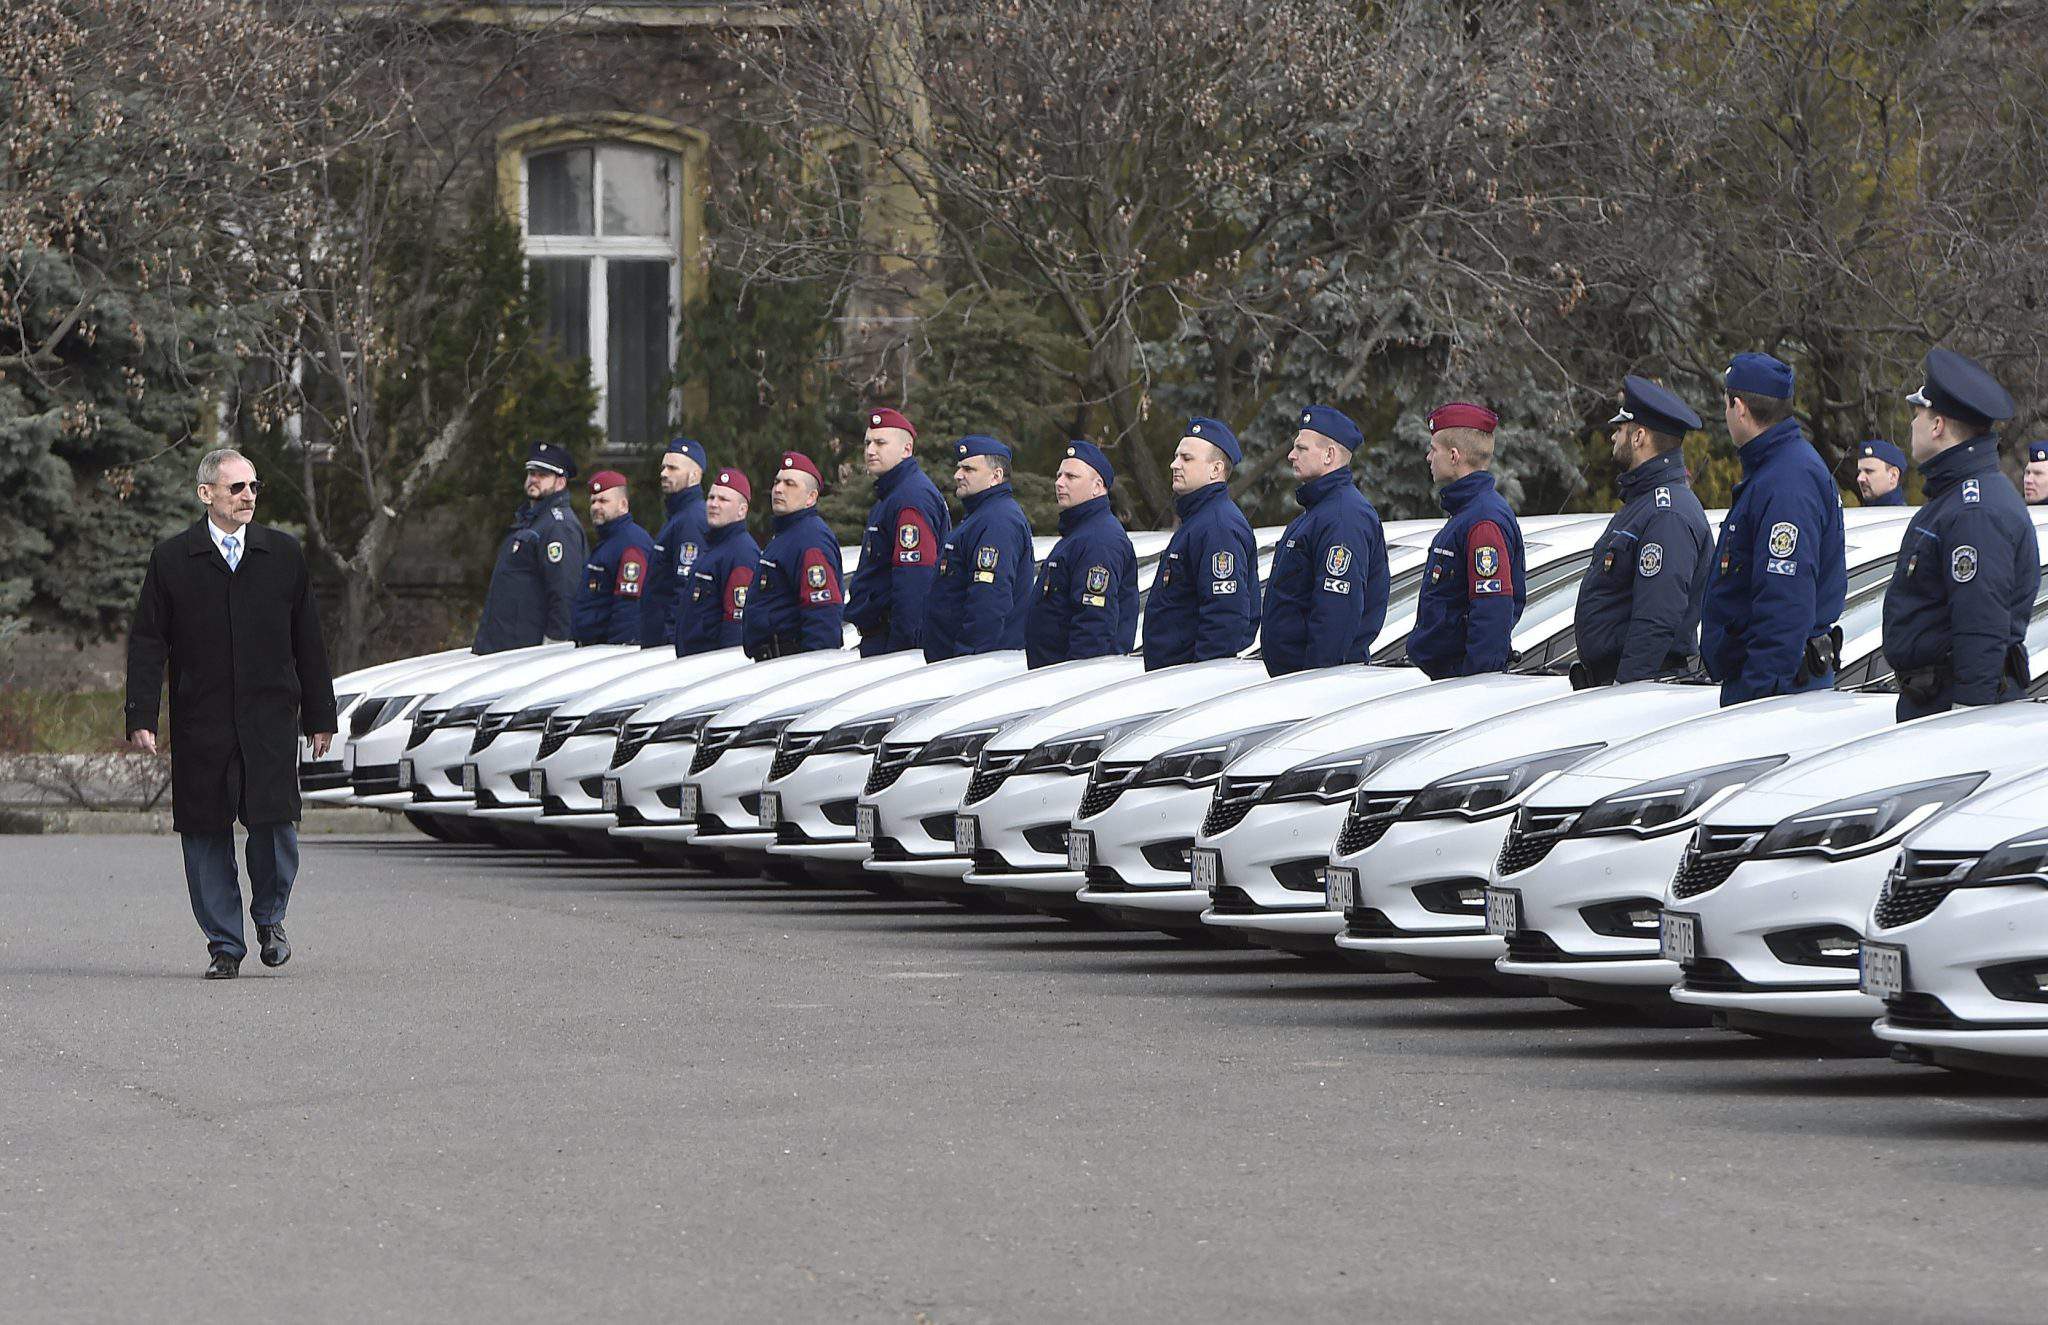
[546,541,564,563]
[1086,565,1110,593]
[806,562,827,588]
[899,522,921,548]
[1768,521,1798,558]
[1638,543,1663,577]
[621,559,641,582]
[1952,545,1979,582]
[976,545,1000,571]
[1963,479,1981,505]
[1474,544,1499,578]
[551,507,565,521]
[1655,487,1671,509]
[1212,550,1234,579]
[1325,544,1353,577]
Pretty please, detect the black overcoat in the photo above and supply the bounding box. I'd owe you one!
[124,520,337,832]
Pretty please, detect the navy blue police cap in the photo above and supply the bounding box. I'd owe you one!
[1609,375,1702,437]
[954,434,1013,465]
[2029,441,2048,464]
[1906,348,2014,431]
[1063,439,1115,488]
[664,437,707,468]
[1723,352,1795,400]
[1857,439,1907,472]
[1297,404,1364,452]
[1184,416,1242,466]
[524,442,577,480]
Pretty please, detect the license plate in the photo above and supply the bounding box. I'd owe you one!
[460,764,478,793]
[1326,865,1357,911]
[1860,941,1906,999]
[856,803,877,842]
[759,789,781,828]
[601,778,620,812]
[1191,847,1220,893]
[397,758,413,789]
[1484,887,1521,937]
[1068,830,1093,871]
[1660,910,1699,965]
[680,783,699,819]
[954,814,978,855]
[528,769,546,802]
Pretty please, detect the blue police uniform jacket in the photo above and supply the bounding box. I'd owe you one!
[571,514,655,645]
[1572,448,1713,684]
[1141,482,1263,671]
[1699,418,1847,705]
[1866,488,1907,507]
[1406,471,1525,680]
[1260,469,1387,676]
[743,507,845,658]
[845,458,952,656]
[675,519,761,656]
[473,490,586,653]
[1881,437,2039,719]
[923,481,1034,662]
[1024,495,1137,669]
[638,487,710,647]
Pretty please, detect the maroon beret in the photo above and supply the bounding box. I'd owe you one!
[1427,402,1500,434]
[587,469,629,494]
[866,407,915,438]
[778,451,822,483]
[712,467,751,502]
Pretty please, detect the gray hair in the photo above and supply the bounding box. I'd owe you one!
[197,447,248,486]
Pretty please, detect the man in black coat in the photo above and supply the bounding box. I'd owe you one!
[126,448,337,979]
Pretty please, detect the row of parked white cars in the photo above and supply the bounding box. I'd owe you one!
[311,506,2048,1081]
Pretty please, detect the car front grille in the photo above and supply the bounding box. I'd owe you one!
[1201,776,1271,837]
[866,745,916,795]
[611,721,660,768]
[1669,825,1766,899]
[1077,762,1143,819]
[470,710,515,754]
[1872,850,1980,929]
[964,749,1025,804]
[768,731,823,782]
[690,728,738,775]
[1335,791,1412,857]
[1496,805,1582,876]
[348,699,387,738]
[535,716,575,760]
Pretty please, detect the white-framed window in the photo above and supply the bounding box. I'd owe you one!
[520,143,681,451]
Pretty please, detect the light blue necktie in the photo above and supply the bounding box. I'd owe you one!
[222,535,240,571]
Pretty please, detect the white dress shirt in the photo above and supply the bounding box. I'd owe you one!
[206,516,248,570]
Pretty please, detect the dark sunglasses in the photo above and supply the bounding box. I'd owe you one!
[210,479,263,496]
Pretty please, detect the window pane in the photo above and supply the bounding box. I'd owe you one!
[527,149,593,235]
[600,147,672,238]
[528,258,591,364]
[606,259,672,449]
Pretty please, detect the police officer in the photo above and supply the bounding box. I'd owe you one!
[744,451,846,659]
[2024,442,2048,505]
[1854,439,1909,507]
[1407,403,1525,679]
[1571,377,1712,688]
[571,470,655,645]
[1023,441,1137,668]
[845,407,951,656]
[1260,406,1386,677]
[1882,349,2040,721]
[1141,417,1263,670]
[639,437,711,647]
[676,467,761,656]
[473,442,586,653]
[1698,353,1848,706]
[924,435,1035,661]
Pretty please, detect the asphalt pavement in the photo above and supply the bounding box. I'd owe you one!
[6,831,2048,1323]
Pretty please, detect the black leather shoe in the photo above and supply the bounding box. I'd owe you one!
[257,923,290,968]
[204,953,241,980]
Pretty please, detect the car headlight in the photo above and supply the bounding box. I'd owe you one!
[1569,755,1789,840]
[651,709,718,744]
[1264,733,1442,805]
[507,703,561,731]
[818,703,934,756]
[440,700,491,728]
[1133,722,1296,789]
[1963,827,2048,889]
[916,723,1007,768]
[1017,715,1168,777]
[574,704,643,737]
[737,714,800,747]
[1405,744,1604,822]
[364,695,413,731]
[1754,774,1987,860]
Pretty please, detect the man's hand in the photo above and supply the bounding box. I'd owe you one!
[311,732,334,759]
[128,730,157,754]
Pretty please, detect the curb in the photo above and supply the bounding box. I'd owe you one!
[0,806,409,836]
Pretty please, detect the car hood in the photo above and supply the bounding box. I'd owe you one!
[1904,763,2048,852]
[1100,666,1430,765]
[707,650,930,730]
[412,645,638,709]
[457,648,676,713]
[788,651,1028,734]
[991,659,1271,753]
[1709,703,2048,828]
[631,651,863,726]
[885,656,1145,748]
[333,646,478,694]
[1528,689,1898,810]
[1359,679,1723,794]
[1221,673,1573,778]
[535,649,757,721]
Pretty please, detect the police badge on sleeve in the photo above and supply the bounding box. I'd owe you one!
[1638,543,1663,577]
[1952,545,1978,583]
[974,545,999,584]
[1768,522,1799,558]
[1325,545,1353,577]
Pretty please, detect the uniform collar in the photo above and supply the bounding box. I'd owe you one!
[523,489,574,523]
[593,513,640,546]
[1617,447,1689,500]
[1058,494,1113,534]
[963,481,1014,515]
[1294,468,1355,509]
[708,517,749,544]
[1174,481,1230,520]
[1735,417,1807,476]
[1436,469,1496,514]
[873,457,920,497]
[664,487,703,520]
[1920,434,2002,497]
[772,506,820,534]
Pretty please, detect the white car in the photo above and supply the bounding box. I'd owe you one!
[682,651,932,866]
[1331,679,1728,978]
[1192,673,1575,950]
[1866,763,2048,1078]
[1666,703,2048,1043]
[304,646,474,801]
[758,650,1031,874]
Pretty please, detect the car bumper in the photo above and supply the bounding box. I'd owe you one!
[1868,883,2048,1046]
[1338,813,1514,964]
[860,760,972,875]
[951,767,1083,888]
[1669,851,1890,1023]
[1073,783,1207,891]
[761,749,868,862]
